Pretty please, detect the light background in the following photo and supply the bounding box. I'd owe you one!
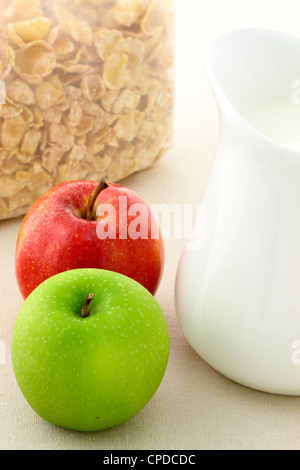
[1,0,300,450]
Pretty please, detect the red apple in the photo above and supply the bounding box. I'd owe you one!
[15,180,164,299]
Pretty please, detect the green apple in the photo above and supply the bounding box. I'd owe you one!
[11,268,170,432]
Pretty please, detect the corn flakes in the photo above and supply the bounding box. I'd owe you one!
[21,129,41,154]
[114,0,148,27]
[14,42,56,84]
[6,79,35,105]
[35,80,65,109]
[0,0,174,219]
[81,74,105,102]
[8,16,52,44]
[94,29,129,62]
[103,52,128,90]
[1,114,26,149]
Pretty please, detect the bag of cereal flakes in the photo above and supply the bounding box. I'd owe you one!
[0,0,174,219]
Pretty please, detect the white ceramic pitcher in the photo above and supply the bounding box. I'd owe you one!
[175,27,300,395]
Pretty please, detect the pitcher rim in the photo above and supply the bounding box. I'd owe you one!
[203,26,300,157]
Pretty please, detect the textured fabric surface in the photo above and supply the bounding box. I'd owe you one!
[1,0,300,450]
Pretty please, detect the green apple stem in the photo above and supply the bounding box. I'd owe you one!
[80,293,94,318]
[86,179,109,220]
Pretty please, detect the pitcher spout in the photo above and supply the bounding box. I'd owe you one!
[204,27,300,156]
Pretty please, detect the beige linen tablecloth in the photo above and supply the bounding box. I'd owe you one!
[1,0,300,450]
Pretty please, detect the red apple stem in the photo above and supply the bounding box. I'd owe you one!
[80,293,94,318]
[86,179,109,220]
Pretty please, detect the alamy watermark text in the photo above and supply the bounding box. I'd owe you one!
[95,197,204,250]
[291,340,300,365]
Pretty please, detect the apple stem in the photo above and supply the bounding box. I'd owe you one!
[80,293,94,318]
[86,179,109,220]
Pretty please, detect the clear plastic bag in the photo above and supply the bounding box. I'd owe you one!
[0,0,174,219]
